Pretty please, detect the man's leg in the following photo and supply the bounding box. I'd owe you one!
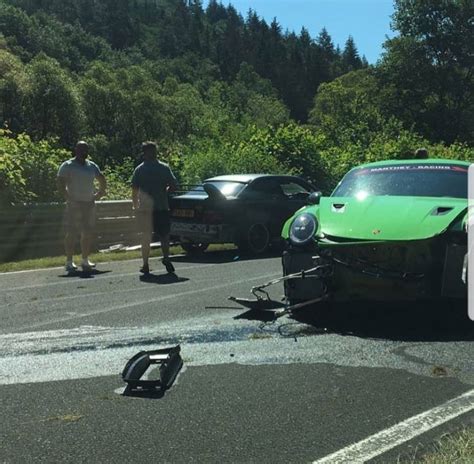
[80,202,96,270]
[161,233,170,259]
[141,231,152,268]
[65,233,75,263]
[158,211,175,273]
[64,202,77,271]
[81,232,92,262]
[138,209,152,273]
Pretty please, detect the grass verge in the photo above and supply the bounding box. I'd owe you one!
[0,243,236,273]
[406,426,474,463]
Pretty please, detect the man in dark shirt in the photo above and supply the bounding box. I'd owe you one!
[131,141,178,274]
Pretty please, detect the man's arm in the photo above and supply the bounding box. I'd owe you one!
[57,176,68,201]
[132,185,140,210]
[57,162,69,201]
[94,173,107,200]
[166,167,179,193]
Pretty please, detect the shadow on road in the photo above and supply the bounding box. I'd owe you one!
[291,300,474,342]
[58,269,112,279]
[234,308,280,322]
[231,299,473,342]
[122,388,165,400]
[139,273,189,285]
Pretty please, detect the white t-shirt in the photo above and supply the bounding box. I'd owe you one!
[57,158,102,202]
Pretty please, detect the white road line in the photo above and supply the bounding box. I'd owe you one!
[0,262,225,292]
[1,277,192,309]
[0,265,65,275]
[18,272,280,330]
[314,389,474,464]
[0,253,187,276]
[1,256,268,292]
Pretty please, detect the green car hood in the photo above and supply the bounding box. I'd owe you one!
[317,196,467,240]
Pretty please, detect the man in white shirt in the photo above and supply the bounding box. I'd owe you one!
[57,141,107,272]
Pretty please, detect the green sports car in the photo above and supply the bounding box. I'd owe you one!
[281,159,469,307]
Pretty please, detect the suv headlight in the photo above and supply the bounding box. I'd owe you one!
[289,213,317,245]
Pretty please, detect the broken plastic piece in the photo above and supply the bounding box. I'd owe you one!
[121,345,183,394]
[228,296,284,311]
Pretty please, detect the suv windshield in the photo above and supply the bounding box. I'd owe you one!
[186,181,246,197]
[332,164,468,199]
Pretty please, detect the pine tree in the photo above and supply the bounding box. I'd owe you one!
[342,35,362,72]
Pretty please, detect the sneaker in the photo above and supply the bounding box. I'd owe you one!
[140,264,150,274]
[81,259,96,272]
[82,259,96,268]
[162,257,175,274]
[65,262,77,273]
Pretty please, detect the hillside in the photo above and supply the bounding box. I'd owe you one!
[0,0,472,203]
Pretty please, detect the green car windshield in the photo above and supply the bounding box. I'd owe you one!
[332,163,468,199]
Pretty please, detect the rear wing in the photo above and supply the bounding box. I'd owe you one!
[170,183,227,201]
[169,184,202,197]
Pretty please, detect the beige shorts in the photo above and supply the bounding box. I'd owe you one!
[65,201,96,234]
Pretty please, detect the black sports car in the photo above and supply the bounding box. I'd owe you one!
[170,174,315,254]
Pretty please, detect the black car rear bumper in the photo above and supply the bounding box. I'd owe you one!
[170,221,235,243]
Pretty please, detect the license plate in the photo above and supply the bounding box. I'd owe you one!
[172,208,195,218]
[171,223,219,235]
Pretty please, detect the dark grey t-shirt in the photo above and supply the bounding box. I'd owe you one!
[131,160,178,211]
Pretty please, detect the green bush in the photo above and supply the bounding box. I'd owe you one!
[0,129,69,205]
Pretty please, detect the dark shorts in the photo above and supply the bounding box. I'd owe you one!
[65,201,96,234]
[136,209,170,236]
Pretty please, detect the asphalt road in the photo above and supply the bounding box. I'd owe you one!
[1,250,473,463]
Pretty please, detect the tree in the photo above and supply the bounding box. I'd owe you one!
[377,0,474,143]
[342,36,362,72]
[0,48,28,132]
[309,69,401,147]
[317,28,336,58]
[24,55,82,146]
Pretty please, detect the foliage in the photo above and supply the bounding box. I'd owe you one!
[376,0,474,143]
[0,129,69,204]
[102,157,135,200]
[0,0,472,205]
[309,69,394,145]
[179,138,287,185]
[2,0,364,122]
[25,54,82,145]
[181,124,327,187]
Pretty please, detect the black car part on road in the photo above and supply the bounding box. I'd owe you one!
[121,346,183,395]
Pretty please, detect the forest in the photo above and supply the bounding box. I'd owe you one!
[0,0,473,204]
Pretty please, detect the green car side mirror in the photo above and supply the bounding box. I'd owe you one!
[307,191,322,205]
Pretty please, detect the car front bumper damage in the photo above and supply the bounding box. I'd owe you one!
[283,238,467,303]
[230,237,466,319]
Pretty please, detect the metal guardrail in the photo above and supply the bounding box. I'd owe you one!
[0,200,138,262]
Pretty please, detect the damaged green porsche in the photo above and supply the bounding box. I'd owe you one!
[280,159,469,310]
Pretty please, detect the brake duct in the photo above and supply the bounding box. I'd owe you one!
[229,263,331,319]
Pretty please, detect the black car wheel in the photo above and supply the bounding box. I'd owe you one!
[238,223,270,254]
[180,242,209,254]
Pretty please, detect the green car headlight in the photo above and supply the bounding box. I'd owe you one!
[289,213,317,245]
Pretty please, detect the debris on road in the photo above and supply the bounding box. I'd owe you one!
[121,345,183,396]
[100,242,163,253]
[229,265,329,319]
